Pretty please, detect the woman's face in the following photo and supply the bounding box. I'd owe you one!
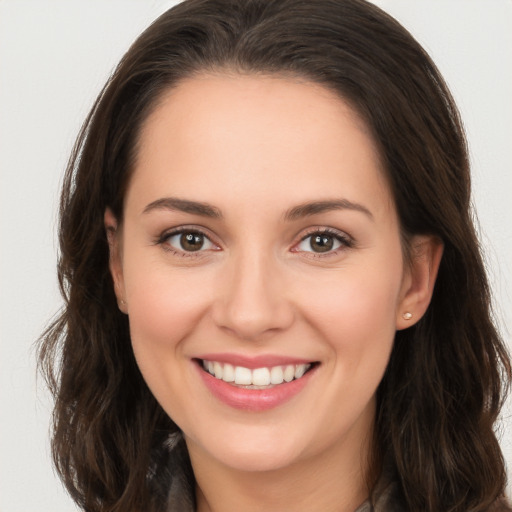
[108,74,430,473]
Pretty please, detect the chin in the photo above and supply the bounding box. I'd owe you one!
[185,425,309,473]
[212,445,302,473]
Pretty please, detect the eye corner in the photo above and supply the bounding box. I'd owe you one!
[291,227,355,257]
[156,226,221,257]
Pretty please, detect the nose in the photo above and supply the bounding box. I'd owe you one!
[211,249,294,341]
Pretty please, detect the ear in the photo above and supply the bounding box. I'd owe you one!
[104,208,128,314]
[396,235,443,330]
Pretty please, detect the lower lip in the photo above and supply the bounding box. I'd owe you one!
[196,363,315,412]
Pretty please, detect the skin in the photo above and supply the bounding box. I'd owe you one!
[106,74,442,512]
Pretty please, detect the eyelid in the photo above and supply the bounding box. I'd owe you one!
[156,225,221,256]
[291,227,354,255]
[154,225,353,258]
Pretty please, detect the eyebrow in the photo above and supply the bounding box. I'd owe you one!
[142,196,373,222]
[284,199,374,222]
[142,197,223,218]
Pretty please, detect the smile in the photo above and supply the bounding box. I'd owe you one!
[201,359,312,388]
[195,357,318,411]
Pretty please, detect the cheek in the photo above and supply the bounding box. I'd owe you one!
[298,267,400,430]
[123,259,213,358]
[294,256,403,413]
[300,264,402,341]
[122,263,214,420]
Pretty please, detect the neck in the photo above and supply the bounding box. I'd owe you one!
[187,422,376,512]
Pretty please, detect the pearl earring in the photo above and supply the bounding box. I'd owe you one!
[402,312,413,320]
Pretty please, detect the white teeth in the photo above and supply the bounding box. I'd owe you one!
[252,367,270,386]
[213,361,223,379]
[223,363,235,382]
[283,365,295,382]
[270,365,284,384]
[294,364,307,379]
[202,360,312,386]
[234,366,252,385]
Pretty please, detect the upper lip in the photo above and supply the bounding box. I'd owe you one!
[195,353,315,369]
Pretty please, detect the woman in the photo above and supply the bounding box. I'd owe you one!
[38,0,512,510]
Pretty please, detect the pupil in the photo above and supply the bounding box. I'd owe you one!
[181,233,204,251]
[311,235,333,253]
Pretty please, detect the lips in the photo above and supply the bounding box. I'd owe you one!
[194,355,317,411]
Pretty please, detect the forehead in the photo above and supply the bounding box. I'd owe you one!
[127,73,394,219]
[141,73,374,156]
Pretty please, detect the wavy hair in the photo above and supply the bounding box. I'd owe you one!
[38,0,511,510]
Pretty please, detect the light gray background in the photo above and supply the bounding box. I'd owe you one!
[1,1,511,510]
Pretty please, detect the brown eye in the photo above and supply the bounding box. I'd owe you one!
[180,232,204,251]
[164,230,215,253]
[296,230,351,255]
[310,234,334,253]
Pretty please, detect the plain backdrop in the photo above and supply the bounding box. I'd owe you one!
[1,1,511,510]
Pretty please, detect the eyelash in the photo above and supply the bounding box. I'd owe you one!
[155,227,218,258]
[294,227,354,258]
[155,226,354,258]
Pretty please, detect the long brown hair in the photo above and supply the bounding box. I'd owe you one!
[38,0,511,510]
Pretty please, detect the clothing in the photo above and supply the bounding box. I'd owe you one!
[165,461,402,511]
[161,433,511,511]
[163,433,402,511]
